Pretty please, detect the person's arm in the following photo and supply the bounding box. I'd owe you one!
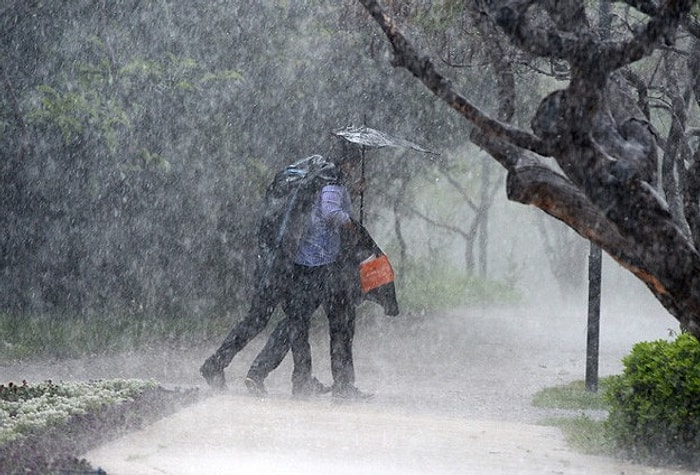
[319,185,351,227]
[320,184,380,253]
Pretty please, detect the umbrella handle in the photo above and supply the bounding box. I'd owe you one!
[360,145,365,225]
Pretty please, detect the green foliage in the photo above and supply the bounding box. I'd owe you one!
[29,48,242,158]
[0,311,228,363]
[532,378,618,456]
[541,415,613,455]
[0,1,469,324]
[137,148,170,171]
[201,69,245,83]
[693,2,700,17]
[395,257,520,313]
[30,85,92,143]
[30,51,133,153]
[604,334,700,467]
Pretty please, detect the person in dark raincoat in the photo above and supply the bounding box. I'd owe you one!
[200,153,397,397]
[244,201,395,399]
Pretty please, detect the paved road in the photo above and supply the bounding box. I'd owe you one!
[70,295,692,474]
[83,393,688,475]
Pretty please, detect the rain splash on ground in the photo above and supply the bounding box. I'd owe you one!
[3,289,693,474]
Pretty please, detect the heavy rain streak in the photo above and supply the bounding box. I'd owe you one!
[1,1,699,474]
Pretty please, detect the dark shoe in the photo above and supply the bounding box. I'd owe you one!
[244,376,267,398]
[292,376,331,398]
[332,384,373,400]
[200,357,226,391]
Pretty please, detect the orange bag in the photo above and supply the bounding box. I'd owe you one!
[359,254,395,293]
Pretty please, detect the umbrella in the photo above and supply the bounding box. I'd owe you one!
[333,125,439,156]
[333,125,439,223]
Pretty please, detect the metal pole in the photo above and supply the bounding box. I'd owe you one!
[585,0,610,394]
[586,243,602,392]
[360,116,368,226]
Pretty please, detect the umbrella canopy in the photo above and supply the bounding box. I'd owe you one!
[332,126,439,225]
[333,126,439,156]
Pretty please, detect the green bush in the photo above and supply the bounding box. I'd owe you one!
[604,333,700,468]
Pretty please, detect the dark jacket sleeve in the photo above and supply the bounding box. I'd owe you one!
[339,220,399,316]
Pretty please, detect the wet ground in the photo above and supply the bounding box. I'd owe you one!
[3,294,693,474]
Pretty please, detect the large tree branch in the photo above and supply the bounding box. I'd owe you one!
[615,0,660,16]
[506,163,637,262]
[491,0,593,59]
[357,0,552,160]
[472,124,651,272]
[507,161,700,333]
[684,147,700,250]
[491,0,693,80]
[465,4,516,122]
[690,37,700,112]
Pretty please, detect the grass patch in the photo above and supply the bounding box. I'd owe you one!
[540,415,614,455]
[532,378,611,411]
[533,378,616,455]
[0,311,233,363]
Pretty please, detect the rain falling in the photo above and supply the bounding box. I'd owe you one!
[1,1,699,473]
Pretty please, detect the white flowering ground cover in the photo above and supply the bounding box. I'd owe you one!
[0,379,200,474]
[0,379,156,445]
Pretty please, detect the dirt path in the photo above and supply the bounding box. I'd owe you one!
[5,295,694,473]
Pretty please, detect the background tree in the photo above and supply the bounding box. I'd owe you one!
[535,215,588,298]
[357,0,700,337]
[403,154,503,275]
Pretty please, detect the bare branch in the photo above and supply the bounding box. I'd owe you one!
[407,204,469,239]
[684,15,700,37]
[436,167,478,211]
[491,0,693,80]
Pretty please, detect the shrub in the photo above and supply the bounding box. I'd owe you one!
[0,379,158,445]
[0,379,199,474]
[604,333,700,468]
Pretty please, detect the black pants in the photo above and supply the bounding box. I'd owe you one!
[247,263,356,390]
[203,263,289,372]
